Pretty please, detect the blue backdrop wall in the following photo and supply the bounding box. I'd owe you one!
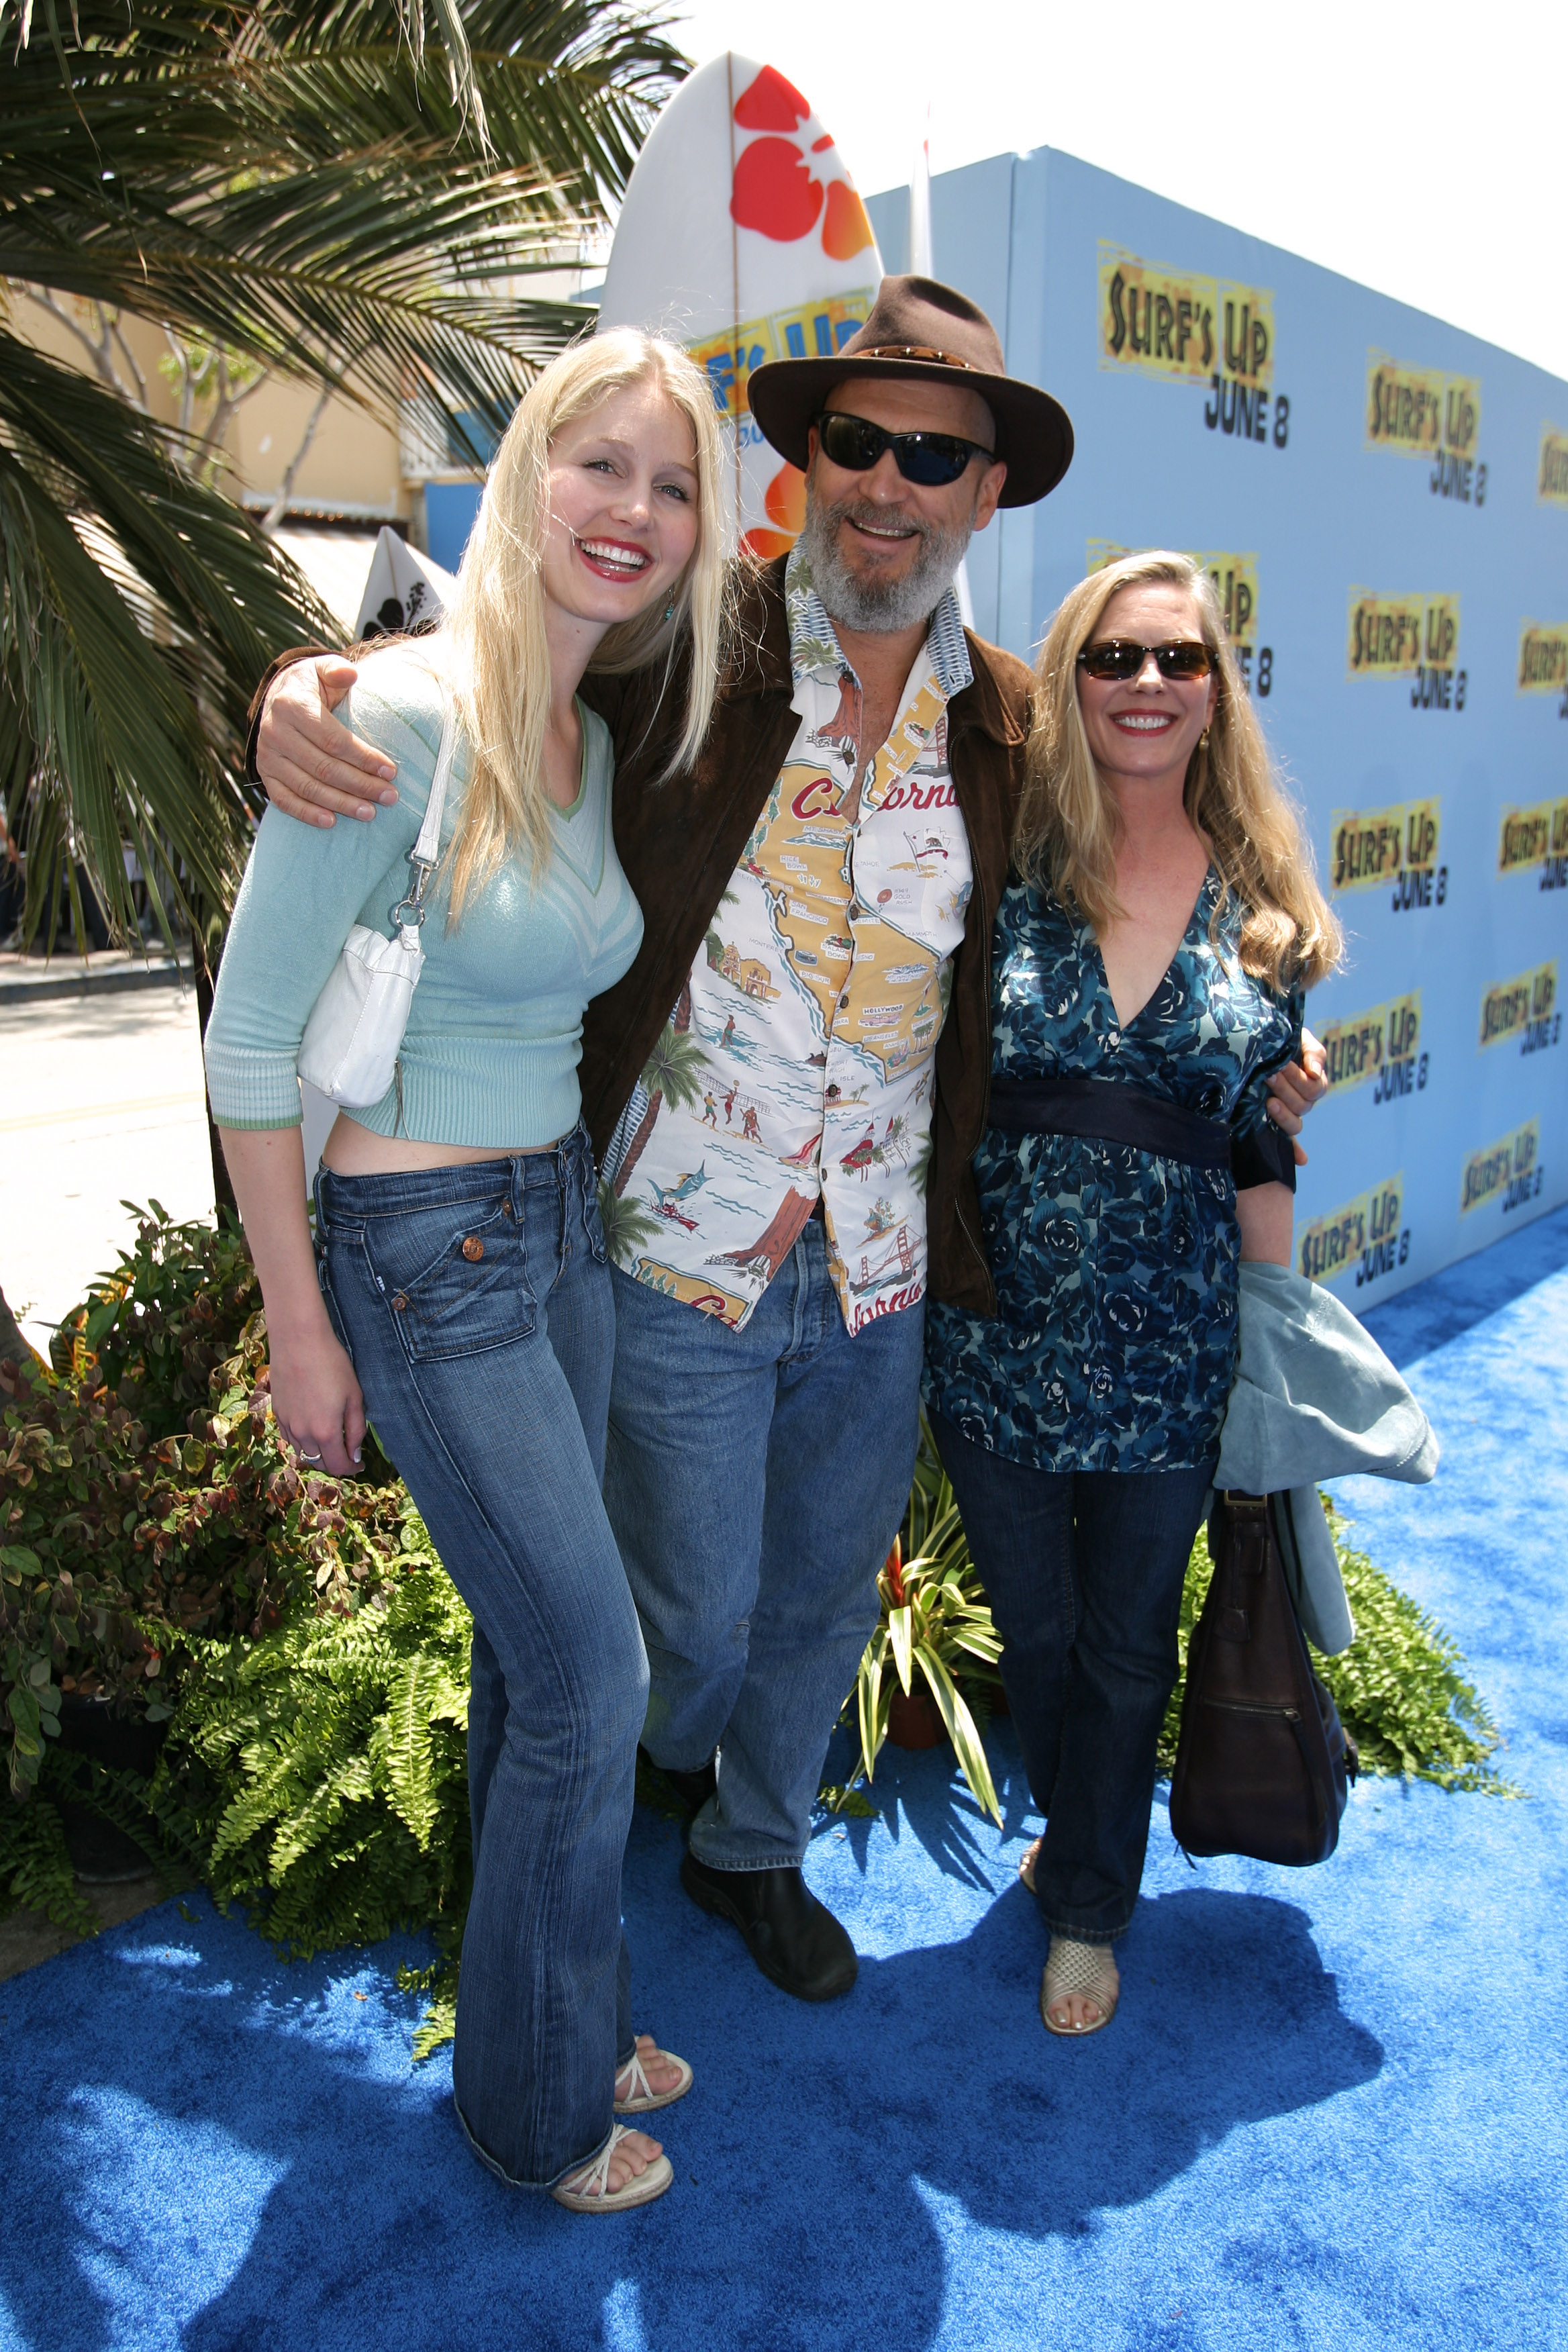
[867,147,1568,1308]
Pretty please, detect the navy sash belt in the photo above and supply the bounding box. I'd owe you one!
[987,1075,1232,1172]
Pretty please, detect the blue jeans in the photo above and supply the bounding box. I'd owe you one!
[313,1126,646,2190]
[931,1417,1213,1943]
[604,1222,926,1869]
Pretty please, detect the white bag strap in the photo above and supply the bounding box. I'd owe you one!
[389,684,459,941]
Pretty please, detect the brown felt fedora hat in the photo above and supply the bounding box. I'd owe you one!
[746,275,1073,509]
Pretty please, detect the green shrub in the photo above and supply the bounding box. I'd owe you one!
[48,1200,264,1437]
[1,1207,410,1799]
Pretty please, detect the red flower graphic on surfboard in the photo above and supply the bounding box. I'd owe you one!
[596,52,884,565]
[728,66,877,260]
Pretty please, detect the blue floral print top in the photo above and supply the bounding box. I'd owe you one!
[923,871,1302,1471]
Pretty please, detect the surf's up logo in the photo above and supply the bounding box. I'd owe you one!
[1479,963,1557,1053]
[1087,541,1259,646]
[1298,1176,1406,1290]
[1539,427,1568,508]
[1097,246,1273,388]
[1330,801,1440,892]
[1346,592,1459,676]
[1497,800,1568,891]
[1461,1120,1540,1216]
[692,291,872,425]
[1318,994,1424,1102]
[1365,355,1481,457]
[1518,624,1568,692]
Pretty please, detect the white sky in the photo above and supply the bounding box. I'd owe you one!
[669,0,1567,386]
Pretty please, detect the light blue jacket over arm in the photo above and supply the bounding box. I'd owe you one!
[1214,1262,1440,1655]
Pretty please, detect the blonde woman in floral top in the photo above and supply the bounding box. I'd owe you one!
[924,550,1339,2038]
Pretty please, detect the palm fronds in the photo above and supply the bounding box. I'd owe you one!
[0,0,687,948]
[0,335,337,942]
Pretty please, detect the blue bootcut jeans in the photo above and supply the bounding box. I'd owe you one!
[604,1221,926,1869]
[930,1416,1214,1945]
[313,1125,646,2190]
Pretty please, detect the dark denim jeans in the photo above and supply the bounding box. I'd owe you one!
[604,1222,926,1869]
[931,1417,1213,1944]
[314,1126,646,2190]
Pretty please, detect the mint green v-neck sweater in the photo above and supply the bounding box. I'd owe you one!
[204,647,642,1148]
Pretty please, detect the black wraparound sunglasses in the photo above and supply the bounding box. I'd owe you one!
[1076,638,1214,682]
[813,410,995,487]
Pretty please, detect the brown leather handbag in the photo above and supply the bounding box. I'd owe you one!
[1169,1491,1358,1867]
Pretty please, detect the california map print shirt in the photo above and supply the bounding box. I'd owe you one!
[601,546,975,1334]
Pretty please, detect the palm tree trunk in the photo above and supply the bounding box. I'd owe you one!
[193,942,238,1222]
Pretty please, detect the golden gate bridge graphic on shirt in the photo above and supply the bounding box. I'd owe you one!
[847,1221,914,1297]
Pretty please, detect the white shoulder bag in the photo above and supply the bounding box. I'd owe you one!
[297,685,458,1110]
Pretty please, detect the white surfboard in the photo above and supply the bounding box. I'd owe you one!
[597,52,885,560]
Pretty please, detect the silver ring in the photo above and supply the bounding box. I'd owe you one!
[299,1447,323,1463]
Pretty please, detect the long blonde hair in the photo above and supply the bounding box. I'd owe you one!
[438,328,727,917]
[1015,549,1340,991]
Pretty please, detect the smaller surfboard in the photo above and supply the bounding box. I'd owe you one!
[598,53,885,560]
[352,527,456,640]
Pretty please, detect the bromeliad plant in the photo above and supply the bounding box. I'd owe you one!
[850,1421,1004,1825]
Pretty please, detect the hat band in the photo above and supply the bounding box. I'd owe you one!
[850,344,984,374]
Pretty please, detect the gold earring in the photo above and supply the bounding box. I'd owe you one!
[1198,727,1210,750]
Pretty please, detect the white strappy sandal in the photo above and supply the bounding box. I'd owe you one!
[1040,1935,1120,2037]
[614,2037,693,2115]
[551,2123,673,2214]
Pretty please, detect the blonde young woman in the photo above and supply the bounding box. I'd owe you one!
[923,550,1339,2041]
[203,332,725,2209]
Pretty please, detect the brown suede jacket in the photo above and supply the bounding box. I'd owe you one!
[246,554,1030,1314]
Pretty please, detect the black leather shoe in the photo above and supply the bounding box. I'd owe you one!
[638,1745,717,1814]
[679,1851,859,2001]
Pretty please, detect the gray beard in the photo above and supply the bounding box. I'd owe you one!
[798,491,969,636]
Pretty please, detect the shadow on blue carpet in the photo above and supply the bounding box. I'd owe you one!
[3,1206,1567,2352]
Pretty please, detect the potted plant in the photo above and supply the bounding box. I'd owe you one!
[849,1420,1004,1825]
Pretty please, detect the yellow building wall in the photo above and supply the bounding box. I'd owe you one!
[12,294,404,516]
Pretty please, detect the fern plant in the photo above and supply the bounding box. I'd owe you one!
[153,1520,474,1961]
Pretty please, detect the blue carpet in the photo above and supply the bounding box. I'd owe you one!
[4,1216,1568,2351]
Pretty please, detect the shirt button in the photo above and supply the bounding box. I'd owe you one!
[826,1083,840,1100]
